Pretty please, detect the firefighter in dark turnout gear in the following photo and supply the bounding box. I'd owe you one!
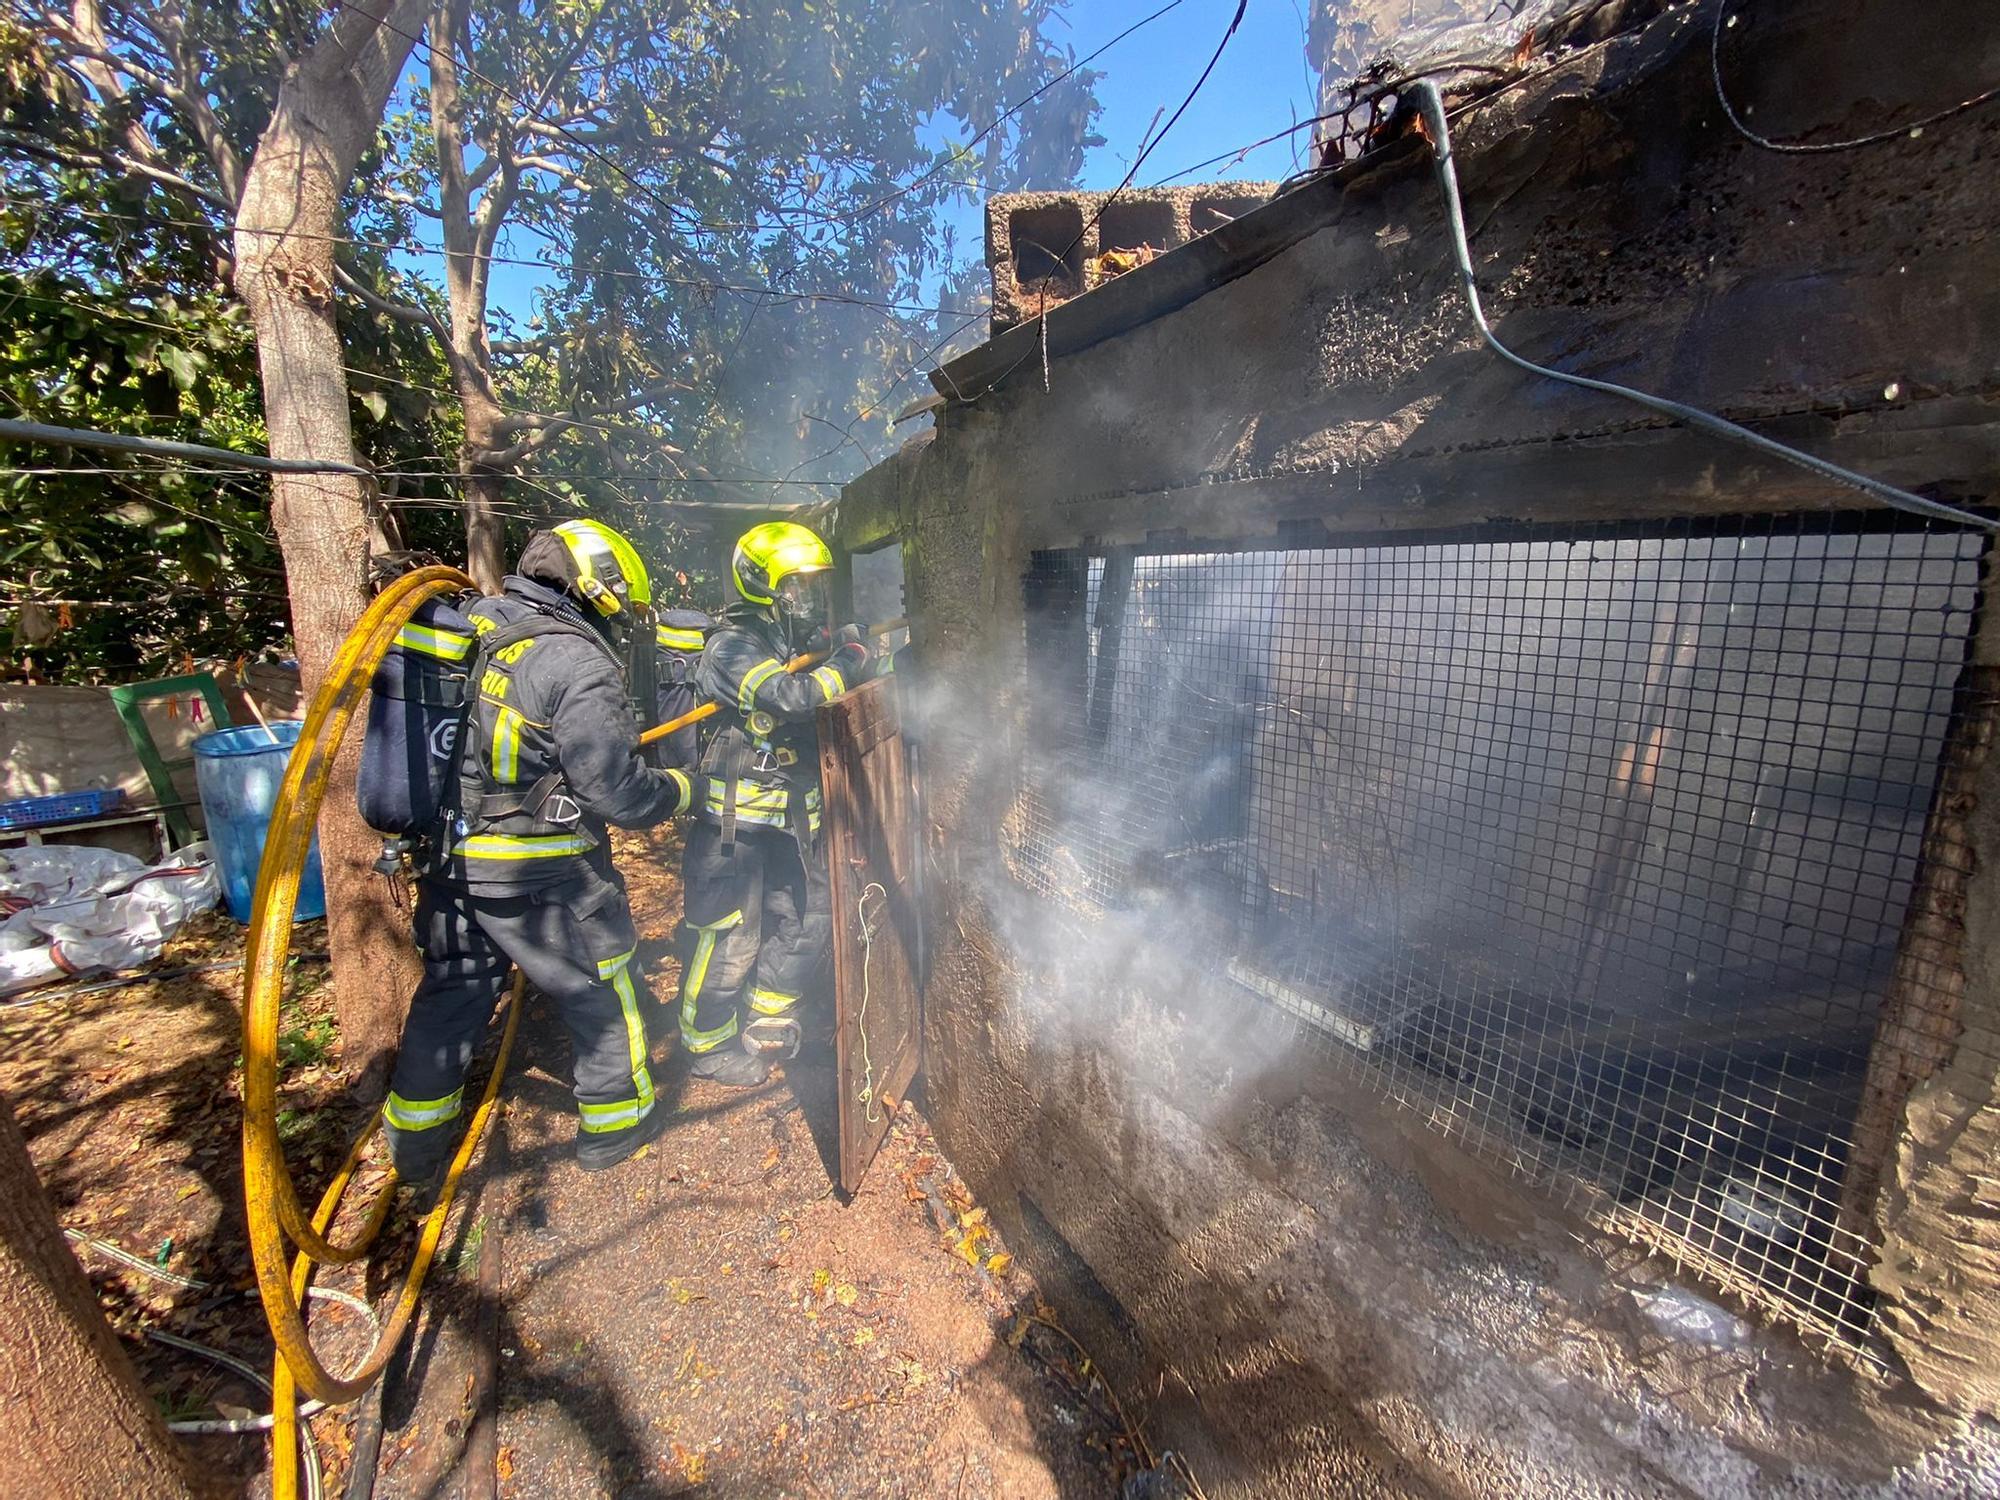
[384,520,693,1184]
[678,522,876,1086]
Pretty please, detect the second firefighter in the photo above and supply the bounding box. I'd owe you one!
[678,522,878,1085]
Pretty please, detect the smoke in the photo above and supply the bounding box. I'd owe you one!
[888,518,1980,1294]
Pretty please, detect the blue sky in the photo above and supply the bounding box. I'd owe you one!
[905,0,1322,302]
[1070,0,1322,192]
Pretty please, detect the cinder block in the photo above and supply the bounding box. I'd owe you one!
[984,182,1278,332]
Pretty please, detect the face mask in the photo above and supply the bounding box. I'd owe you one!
[774,572,829,628]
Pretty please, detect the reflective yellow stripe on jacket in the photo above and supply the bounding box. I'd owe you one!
[454,833,596,860]
[395,623,475,661]
[491,706,523,782]
[738,657,784,713]
[703,780,821,832]
[663,768,693,814]
[656,625,705,651]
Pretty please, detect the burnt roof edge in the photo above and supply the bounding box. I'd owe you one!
[930,0,1683,408]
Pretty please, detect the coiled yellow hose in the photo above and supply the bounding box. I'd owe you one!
[239,567,522,1496]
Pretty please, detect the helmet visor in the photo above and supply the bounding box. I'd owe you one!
[774,570,829,625]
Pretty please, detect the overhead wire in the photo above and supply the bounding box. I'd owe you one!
[10,1,1256,495]
[0,417,369,476]
[1408,77,1996,535]
[1047,0,1251,278]
[780,307,990,476]
[0,462,829,486]
[832,0,1195,225]
[952,0,1253,409]
[326,0,1193,240]
[0,281,843,498]
[1710,0,2000,153]
[23,0,1152,488]
[0,267,959,464]
[0,233,919,498]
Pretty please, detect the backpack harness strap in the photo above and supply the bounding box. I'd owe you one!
[440,608,616,838]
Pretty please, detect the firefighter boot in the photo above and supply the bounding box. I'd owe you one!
[574,1099,670,1172]
[690,1042,771,1088]
[384,1127,455,1213]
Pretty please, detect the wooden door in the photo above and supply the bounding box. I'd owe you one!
[816,676,921,1193]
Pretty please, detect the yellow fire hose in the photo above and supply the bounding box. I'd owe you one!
[239,566,523,1498]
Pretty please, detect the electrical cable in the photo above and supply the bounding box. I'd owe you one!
[65,1219,379,1500]
[1711,0,2000,153]
[1150,112,1333,186]
[1409,78,1995,534]
[0,285,867,501]
[0,283,788,474]
[0,462,829,486]
[1047,1,1251,280]
[0,416,369,476]
[146,1330,324,1500]
[63,1228,376,1328]
[952,0,1252,408]
[834,0,1196,225]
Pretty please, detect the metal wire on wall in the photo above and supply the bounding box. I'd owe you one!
[1011,510,1985,1352]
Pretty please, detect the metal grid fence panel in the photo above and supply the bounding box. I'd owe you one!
[1012,513,1984,1350]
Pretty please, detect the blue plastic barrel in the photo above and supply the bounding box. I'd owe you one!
[193,721,326,924]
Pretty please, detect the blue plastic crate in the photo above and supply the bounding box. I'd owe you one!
[0,788,128,830]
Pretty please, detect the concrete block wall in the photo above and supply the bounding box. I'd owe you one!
[984,183,1277,332]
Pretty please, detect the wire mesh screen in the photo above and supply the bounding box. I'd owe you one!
[1011,513,1985,1350]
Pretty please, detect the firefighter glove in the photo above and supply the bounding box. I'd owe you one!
[833,637,872,682]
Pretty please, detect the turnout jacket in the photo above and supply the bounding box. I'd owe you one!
[694,606,856,841]
[445,575,691,891]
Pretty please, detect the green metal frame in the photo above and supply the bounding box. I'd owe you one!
[107,673,231,846]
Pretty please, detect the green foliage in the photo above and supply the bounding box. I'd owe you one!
[277,1016,336,1070]
[0,260,285,681]
[3,0,1100,677]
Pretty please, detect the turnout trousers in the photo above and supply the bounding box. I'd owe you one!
[385,862,656,1176]
[677,820,831,1057]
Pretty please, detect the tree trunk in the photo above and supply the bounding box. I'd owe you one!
[431,0,514,596]
[461,408,509,595]
[232,0,433,1084]
[0,1099,207,1498]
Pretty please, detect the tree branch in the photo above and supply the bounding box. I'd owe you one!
[52,4,243,200]
[492,377,694,437]
[333,262,445,334]
[489,332,563,356]
[0,128,232,214]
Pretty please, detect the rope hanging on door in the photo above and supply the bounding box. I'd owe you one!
[855,882,890,1124]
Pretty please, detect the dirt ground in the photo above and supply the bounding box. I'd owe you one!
[0,826,1152,1498]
